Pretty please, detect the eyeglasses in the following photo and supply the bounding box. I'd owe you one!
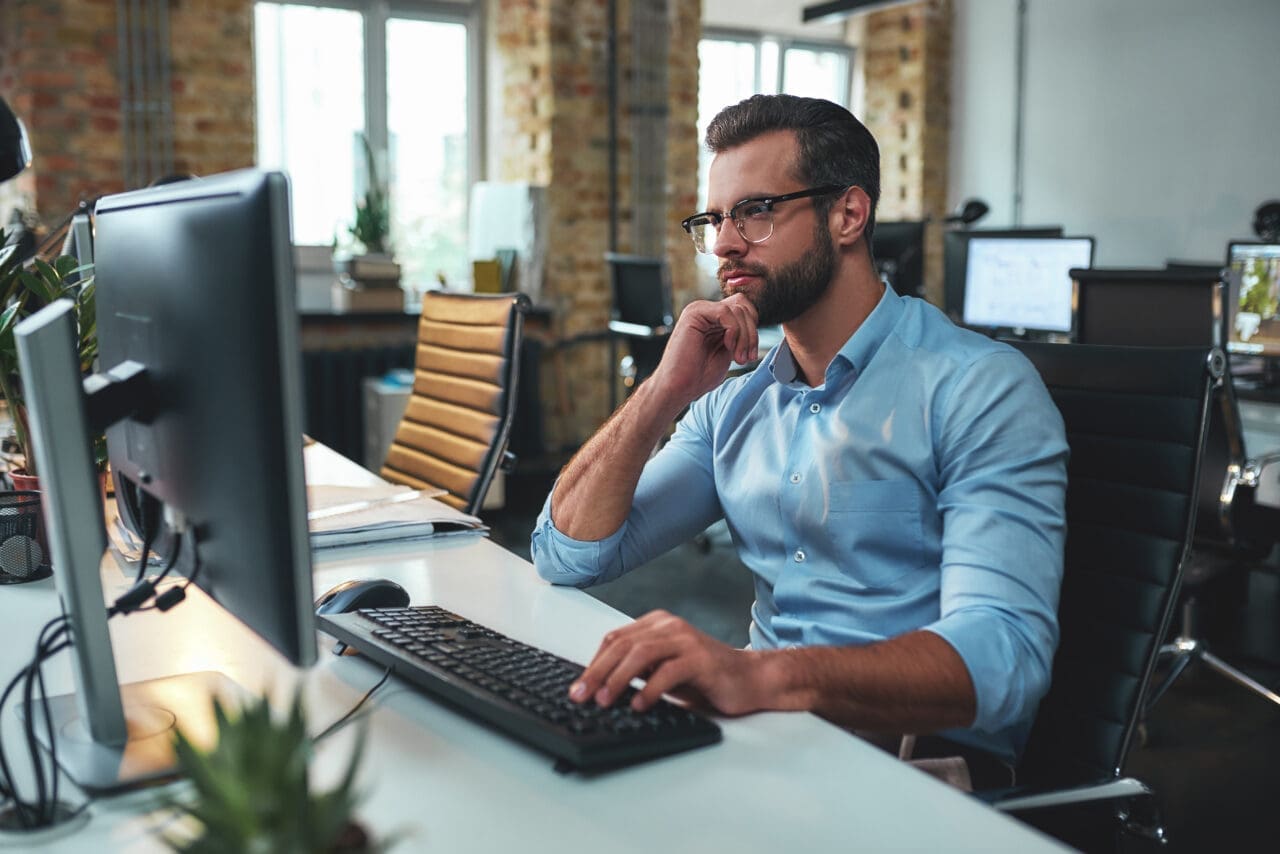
[680,184,849,254]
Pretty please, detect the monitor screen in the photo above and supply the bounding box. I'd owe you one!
[1226,242,1280,357]
[943,226,1064,317]
[961,236,1095,333]
[871,221,925,298]
[94,169,315,666]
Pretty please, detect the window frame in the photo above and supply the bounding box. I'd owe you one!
[254,0,484,248]
[700,26,855,109]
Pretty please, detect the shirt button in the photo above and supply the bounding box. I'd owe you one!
[809,402,821,414]
[789,472,801,484]
[794,549,806,563]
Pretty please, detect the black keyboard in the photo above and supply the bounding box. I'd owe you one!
[316,605,722,771]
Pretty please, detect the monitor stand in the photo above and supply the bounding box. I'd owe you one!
[15,301,247,794]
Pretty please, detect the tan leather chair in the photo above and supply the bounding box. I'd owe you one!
[381,291,529,515]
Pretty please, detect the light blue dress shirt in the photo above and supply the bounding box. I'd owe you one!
[532,288,1068,763]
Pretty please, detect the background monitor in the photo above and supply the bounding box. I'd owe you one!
[943,226,1063,317]
[871,221,926,298]
[604,252,672,331]
[1226,242,1280,358]
[961,236,1095,334]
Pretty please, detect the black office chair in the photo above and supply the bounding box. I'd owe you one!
[982,341,1221,850]
[1073,268,1280,712]
[380,290,529,516]
[605,253,673,410]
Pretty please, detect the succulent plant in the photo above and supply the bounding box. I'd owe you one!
[165,691,381,854]
[349,134,392,257]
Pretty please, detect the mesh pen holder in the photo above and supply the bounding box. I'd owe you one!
[0,490,52,583]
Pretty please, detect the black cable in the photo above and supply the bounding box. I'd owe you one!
[133,490,162,584]
[0,614,69,829]
[1,493,201,830]
[313,665,394,744]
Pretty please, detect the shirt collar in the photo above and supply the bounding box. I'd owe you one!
[767,285,904,386]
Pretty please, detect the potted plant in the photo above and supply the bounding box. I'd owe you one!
[332,136,402,311]
[0,230,101,487]
[164,691,390,853]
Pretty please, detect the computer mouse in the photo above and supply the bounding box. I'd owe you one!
[314,578,411,615]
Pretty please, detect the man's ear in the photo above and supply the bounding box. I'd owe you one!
[832,186,872,249]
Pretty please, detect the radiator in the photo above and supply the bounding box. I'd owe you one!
[302,345,415,461]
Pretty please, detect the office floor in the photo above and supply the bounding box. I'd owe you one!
[486,467,1280,853]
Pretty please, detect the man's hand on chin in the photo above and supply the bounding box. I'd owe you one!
[568,609,771,716]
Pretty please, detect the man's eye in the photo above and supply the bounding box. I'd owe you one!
[738,202,771,220]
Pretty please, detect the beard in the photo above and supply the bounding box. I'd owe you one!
[718,221,837,326]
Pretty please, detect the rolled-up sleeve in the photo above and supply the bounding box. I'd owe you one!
[532,397,725,588]
[923,350,1068,735]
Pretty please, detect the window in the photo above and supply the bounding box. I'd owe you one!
[255,1,479,292]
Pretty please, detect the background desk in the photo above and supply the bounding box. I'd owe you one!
[0,445,1065,852]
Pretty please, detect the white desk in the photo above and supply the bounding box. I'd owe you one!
[0,445,1066,852]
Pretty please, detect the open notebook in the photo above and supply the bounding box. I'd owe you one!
[306,484,486,550]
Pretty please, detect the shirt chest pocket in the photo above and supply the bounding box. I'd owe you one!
[827,478,927,588]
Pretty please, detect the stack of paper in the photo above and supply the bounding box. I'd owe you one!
[307,484,486,550]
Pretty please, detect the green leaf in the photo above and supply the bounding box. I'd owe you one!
[0,301,22,340]
[51,254,80,281]
[17,268,57,306]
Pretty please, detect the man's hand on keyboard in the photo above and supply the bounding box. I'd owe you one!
[568,609,765,716]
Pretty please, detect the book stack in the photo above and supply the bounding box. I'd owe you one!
[333,253,405,312]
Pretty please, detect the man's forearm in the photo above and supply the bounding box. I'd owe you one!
[754,631,977,733]
[550,379,688,541]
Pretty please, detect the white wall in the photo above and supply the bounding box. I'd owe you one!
[950,0,1280,266]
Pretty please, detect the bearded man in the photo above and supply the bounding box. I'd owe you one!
[531,94,1068,788]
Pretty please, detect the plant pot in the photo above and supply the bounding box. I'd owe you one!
[8,468,39,492]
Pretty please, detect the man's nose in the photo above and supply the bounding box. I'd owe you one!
[712,219,746,258]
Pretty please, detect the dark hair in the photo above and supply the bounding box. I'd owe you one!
[705,94,880,243]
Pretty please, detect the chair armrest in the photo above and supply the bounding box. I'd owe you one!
[982,776,1151,812]
[980,777,1167,848]
[499,450,517,475]
[1243,451,1280,509]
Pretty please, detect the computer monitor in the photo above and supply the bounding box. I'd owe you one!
[871,221,926,298]
[943,226,1064,317]
[1226,242,1280,358]
[961,236,1095,335]
[14,169,314,793]
[605,253,673,332]
[59,210,93,287]
[604,253,673,409]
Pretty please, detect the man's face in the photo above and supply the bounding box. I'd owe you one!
[707,130,837,326]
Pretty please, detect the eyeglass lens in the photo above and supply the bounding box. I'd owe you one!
[689,207,774,254]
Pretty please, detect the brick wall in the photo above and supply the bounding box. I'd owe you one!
[0,0,126,221]
[493,0,700,448]
[862,0,951,304]
[0,0,254,228]
[169,0,256,179]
